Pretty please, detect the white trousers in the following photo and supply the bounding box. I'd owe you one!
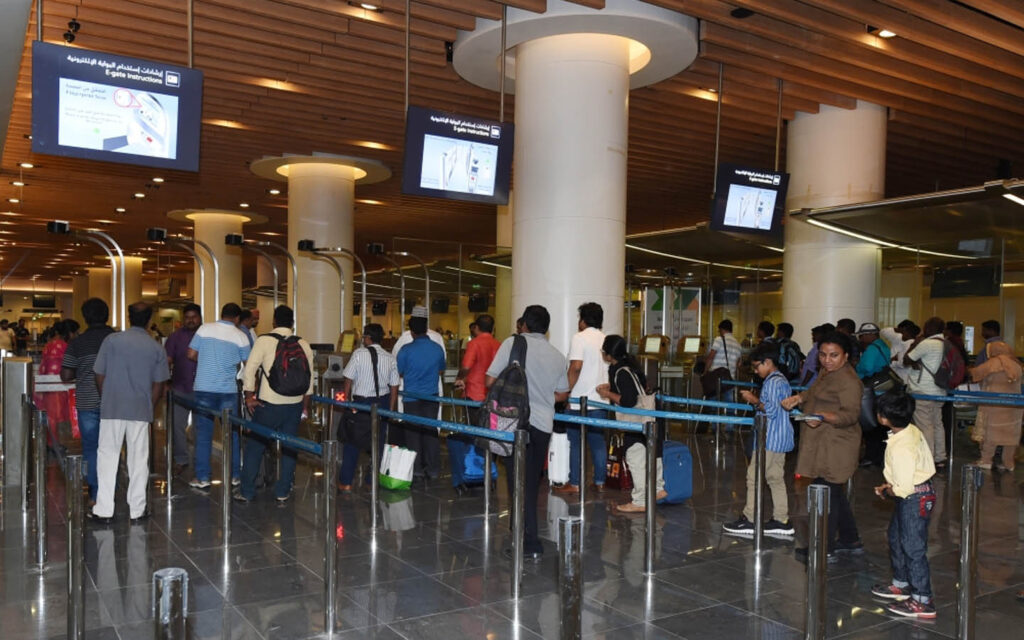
[94,419,150,518]
[625,442,665,507]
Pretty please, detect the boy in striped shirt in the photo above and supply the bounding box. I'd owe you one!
[724,342,795,537]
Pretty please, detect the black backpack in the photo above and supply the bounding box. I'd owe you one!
[776,338,804,381]
[477,335,530,457]
[260,333,311,396]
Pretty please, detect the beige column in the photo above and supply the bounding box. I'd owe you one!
[71,274,88,326]
[256,254,283,327]
[87,267,113,323]
[123,257,144,305]
[169,210,261,315]
[494,194,514,338]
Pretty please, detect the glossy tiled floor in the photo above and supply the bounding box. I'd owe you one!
[1,426,1021,639]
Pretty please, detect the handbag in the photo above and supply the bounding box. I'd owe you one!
[379,444,417,491]
[700,336,732,398]
[614,367,656,423]
[605,433,633,491]
[547,431,570,484]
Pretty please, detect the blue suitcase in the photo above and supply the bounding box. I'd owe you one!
[659,440,692,504]
[462,445,498,484]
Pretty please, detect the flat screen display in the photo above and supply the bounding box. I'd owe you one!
[401,105,513,205]
[33,294,56,309]
[643,336,662,354]
[31,41,203,171]
[683,337,701,353]
[710,164,789,235]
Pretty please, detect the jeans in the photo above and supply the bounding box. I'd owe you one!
[566,409,607,487]
[170,390,193,465]
[239,401,303,499]
[815,478,860,551]
[888,488,935,602]
[338,395,390,486]
[193,391,241,483]
[77,408,100,501]
[503,426,551,554]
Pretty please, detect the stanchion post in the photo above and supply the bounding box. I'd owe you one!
[483,447,492,518]
[805,484,830,640]
[579,397,588,510]
[165,389,174,499]
[558,516,583,640]
[66,455,85,640]
[948,401,957,477]
[219,408,232,546]
[956,464,983,640]
[322,440,339,636]
[370,405,379,531]
[33,407,47,565]
[21,394,31,511]
[511,429,528,600]
[644,421,657,576]
[152,567,189,639]
[753,413,767,557]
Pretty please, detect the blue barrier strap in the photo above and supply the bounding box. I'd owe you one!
[554,412,645,433]
[656,393,752,412]
[720,379,807,392]
[400,390,482,408]
[584,399,754,426]
[170,392,220,419]
[950,388,1024,400]
[226,414,323,457]
[313,395,514,442]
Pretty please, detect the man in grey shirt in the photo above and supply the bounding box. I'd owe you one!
[486,304,569,560]
[90,302,170,524]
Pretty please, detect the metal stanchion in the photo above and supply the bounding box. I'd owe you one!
[66,455,85,640]
[152,567,189,639]
[644,421,657,576]
[219,408,232,546]
[579,397,588,511]
[33,407,47,565]
[21,394,31,511]
[165,389,174,499]
[805,484,830,640]
[956,464,983,640]
[483,447,492,518]
[753,413,767,557]
[715,379,723,464]
[511,429,528,600]
[370,405,380,531]
[948,402,957,478]
[322,440,340,636]
[558,516,583,640]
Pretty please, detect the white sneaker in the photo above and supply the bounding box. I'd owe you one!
[189,478,211,490]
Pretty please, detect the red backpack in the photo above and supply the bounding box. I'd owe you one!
[920,337,965,391]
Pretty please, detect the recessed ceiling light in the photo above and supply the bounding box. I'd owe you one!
[351,140,393,151]
[152,177,165,183]
[866,25,896,38]
[11,181,25,187]
[19,162,33,169]
[238,202,250,208]
[133,192,145,198]
[355,199,384,205]
[7,198,19,204]
[1003,193,1024,207]
[267,188,281,196]
[115,207,126,213]
[357,2,381,10]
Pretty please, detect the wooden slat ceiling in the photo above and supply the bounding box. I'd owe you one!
[2,0,1023,285]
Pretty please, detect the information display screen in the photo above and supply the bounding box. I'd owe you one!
[32,42,203,171]
[683,337,701,353]
[401,105,513,205]
[643,336,663,354]
[710,164,789,235]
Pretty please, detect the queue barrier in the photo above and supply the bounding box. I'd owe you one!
[721,379,809,392]
[656,393,753,413]
[584,399,755,426]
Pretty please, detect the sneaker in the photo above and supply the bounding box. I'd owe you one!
[764,519,795,536]
[887,598,936,619]
[934,459,948,469]
[231,477,241,487]
[834,540,865,555]
[275,494,290,504]
[231,489,249,504]
[189,478,211,490]
[723,515,755,535]
[872,583,911,600]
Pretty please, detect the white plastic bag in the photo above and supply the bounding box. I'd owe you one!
[547,431,570,485]
[379,444,417,490]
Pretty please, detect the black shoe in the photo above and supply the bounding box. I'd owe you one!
[834,540,865,555]
[129,508,151,524]
[723,515,755,536]
[934,459,948,469]
[764,519,795,537]
[86,511,114,525]
[173,463,188,477]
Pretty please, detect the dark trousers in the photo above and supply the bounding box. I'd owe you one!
[863,425,887,466]
[941,401,954,454]
[503,426,550,554]
[338,395,390,486]
[888,489,935,602]
[239,401,303,499]
[815,478,860,550]
[402,400,441,479]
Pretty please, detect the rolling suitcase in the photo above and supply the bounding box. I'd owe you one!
[658,440,692,504]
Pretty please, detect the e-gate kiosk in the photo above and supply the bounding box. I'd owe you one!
[639,285,703,397]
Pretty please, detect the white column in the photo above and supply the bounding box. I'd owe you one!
[287,163,356,345]
[512,33,629,354]
[191,212,247,313]
[782,101,887,347]
[256,255,283,327]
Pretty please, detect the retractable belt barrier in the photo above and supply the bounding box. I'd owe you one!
[400,389,482,408]
[225,414,323,457]
[721,379,809,392]
[584,399,756,426]
[169,393,220,419]
[656,393,753,413]
[314,395,515,443]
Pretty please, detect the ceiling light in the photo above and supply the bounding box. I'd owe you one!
[152,177,164,183]
[259,231,282,236]
[7,198,19,204]
[11,181,25,187]
[133,192,146,198]
[115,207,126,213]
[355,199,384,205]
[351,140,393,151]
[202,119,246,129]
[866,25,896,38]
[354,2,381,10]
[267,188,281,196]
[238,202,250,208]
[19,162,33,169]
[1003,193,1024,207]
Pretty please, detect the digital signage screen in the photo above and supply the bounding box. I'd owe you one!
[31,41,203,171]
[710,164,789,235]
[401,105,513,205]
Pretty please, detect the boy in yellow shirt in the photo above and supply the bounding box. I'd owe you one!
[871,389,937,619]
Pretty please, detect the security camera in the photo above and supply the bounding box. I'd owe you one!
[63,31,75,43]
[46,221,70,234]
[68,19,81,32]
[296,239,315,252]
[224,233,245,246]
[366,242,385,255]
[146,228,168,242]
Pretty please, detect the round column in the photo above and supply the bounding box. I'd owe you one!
[454,0,698,353]
[494,194,513,339]
[256,255,283,326]
[251,155,390,345]
[122,257,144,305]
[71,274,88,326]
[87,267,112,309]
[782,101,887,345]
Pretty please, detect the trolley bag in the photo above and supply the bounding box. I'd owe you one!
[547,430,570,485]
[605,433,633,491]
[658,440,693,504]
[461,445,497,484]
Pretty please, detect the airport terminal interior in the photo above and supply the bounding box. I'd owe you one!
[1,0,1023,638]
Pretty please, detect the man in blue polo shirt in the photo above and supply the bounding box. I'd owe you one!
[187,303,250,489]
[396,310,446,481]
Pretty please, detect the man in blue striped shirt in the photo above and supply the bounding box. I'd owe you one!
[186,303,251,489]
[724,342,795,537]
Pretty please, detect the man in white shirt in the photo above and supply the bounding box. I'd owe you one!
[881,320,920,383]
[554,303,607,494]
[904,317,948,466]
[704,319,742,398]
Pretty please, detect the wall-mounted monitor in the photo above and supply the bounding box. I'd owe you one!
[31,41,203,171]
[33,294,56,309]
[371,300,387,316]
[431,297,450,314]
[710,164,789,235]
[401,105,514,205]
[467,293,489,313]
[930,265,1000,298]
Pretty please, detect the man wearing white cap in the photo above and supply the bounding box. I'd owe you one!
[392,305,447,434]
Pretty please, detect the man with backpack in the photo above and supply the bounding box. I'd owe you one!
[905,317,964,468]
[235,305,314,503]
[774,322,804,383]
[485,305,570,561]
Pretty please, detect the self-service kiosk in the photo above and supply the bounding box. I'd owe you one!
[637,334,669,392]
